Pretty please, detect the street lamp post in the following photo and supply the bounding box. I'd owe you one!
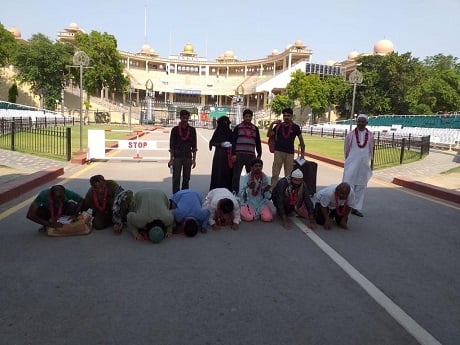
[145,79,154,125]
[72,51,90,152]
[348,69,363,131]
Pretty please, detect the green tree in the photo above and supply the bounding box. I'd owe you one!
[419,54,460,113]
[0,23,17,66]
[73,31,129,103]
[11,33,73,109]
[269,94,294,118]
[357,53,425,115]
[322,75,351,120]
[286,70,328,123]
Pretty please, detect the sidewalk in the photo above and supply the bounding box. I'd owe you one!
[0,148,459,205]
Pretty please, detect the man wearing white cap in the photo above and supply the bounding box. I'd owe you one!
[342,114,375,217]
[272,168,317,230]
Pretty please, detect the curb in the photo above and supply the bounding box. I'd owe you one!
[392,177,460,204]
[0,167,64,205]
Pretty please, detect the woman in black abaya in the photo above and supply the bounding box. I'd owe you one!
[209,116,233,191]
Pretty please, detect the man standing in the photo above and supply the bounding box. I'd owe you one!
[169,109,197,194]
[267,107,305,187]
[313,182,355,230]
[231,109,262,193]
[342,114,375,217]
[272,169,317,230]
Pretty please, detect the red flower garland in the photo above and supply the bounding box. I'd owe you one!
[281,122,292,139]
[334,192,349,216]
[249,171,263,196]
[178,125,190,141]
[49,193,63,221]
[93,184,108,211]
[354,128,369,148]
[240,123,255,138]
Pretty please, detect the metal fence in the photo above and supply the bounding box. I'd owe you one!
[0,117,73,161]
[302,126,430,170]
[371,133,430,169]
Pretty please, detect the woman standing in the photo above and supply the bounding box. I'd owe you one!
[209,116,233,191]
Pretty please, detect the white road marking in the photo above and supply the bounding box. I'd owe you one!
[292,218,442,345]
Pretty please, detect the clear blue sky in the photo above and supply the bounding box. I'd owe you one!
[2,0,459,64]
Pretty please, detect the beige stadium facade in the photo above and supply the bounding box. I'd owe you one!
[8,23,394,122]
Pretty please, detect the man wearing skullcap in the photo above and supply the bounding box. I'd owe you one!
[126,189,174,241]
[272,169,317,230]
[342,114,375,217]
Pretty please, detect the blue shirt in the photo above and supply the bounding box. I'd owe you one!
[170,190,210,229]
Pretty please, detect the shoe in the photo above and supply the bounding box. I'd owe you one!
[200,228,207,234]
[351,208,364,217]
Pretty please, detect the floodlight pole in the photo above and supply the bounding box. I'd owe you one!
[70,51,90,152]
[348,69,363,132]
[236,85,244,124]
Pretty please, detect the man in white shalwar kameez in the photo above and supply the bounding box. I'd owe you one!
[203,188,241,230]
[342,114,375,217]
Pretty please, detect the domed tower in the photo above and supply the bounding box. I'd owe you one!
[347,51,360,60]
[180,42,197,57]
[374,39,394,55]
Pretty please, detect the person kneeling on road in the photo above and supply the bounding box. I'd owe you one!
[169,189,210,236]
[313,182,355,230]
[271,169,317,230]
[26,185,84,232]
[126,189,174,241]
[203,188,240,231]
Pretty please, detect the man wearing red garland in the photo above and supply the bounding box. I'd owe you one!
[343,114,375,217]
[271,169,317,230]
[313,183,355,230]
[231,108,262,193]
[169,109,198,194]
[238,158,273,222]
[267,107,305,187]
[26,185,84,232]
[82,175,133,232]
[203,188,241,231]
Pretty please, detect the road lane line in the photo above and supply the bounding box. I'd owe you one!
[293,218,442,345]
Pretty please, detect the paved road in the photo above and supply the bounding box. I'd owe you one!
[0,128,459,345]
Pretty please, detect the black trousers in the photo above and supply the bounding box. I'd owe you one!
[172,156,192,194]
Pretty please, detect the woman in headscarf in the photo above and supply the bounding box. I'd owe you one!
[209,116,233,191]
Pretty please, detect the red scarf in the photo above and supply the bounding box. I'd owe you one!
[249,170,263,196]
[93,184,108,211]
[354,128,369,148]
[216,200,233,226]
[179,124,190,141]
[49,193,63,221]
[334,192,349,216]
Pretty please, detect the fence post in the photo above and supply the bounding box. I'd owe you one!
[11,121,15,151]
[66,127,72,161]
[399,138,406,164]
